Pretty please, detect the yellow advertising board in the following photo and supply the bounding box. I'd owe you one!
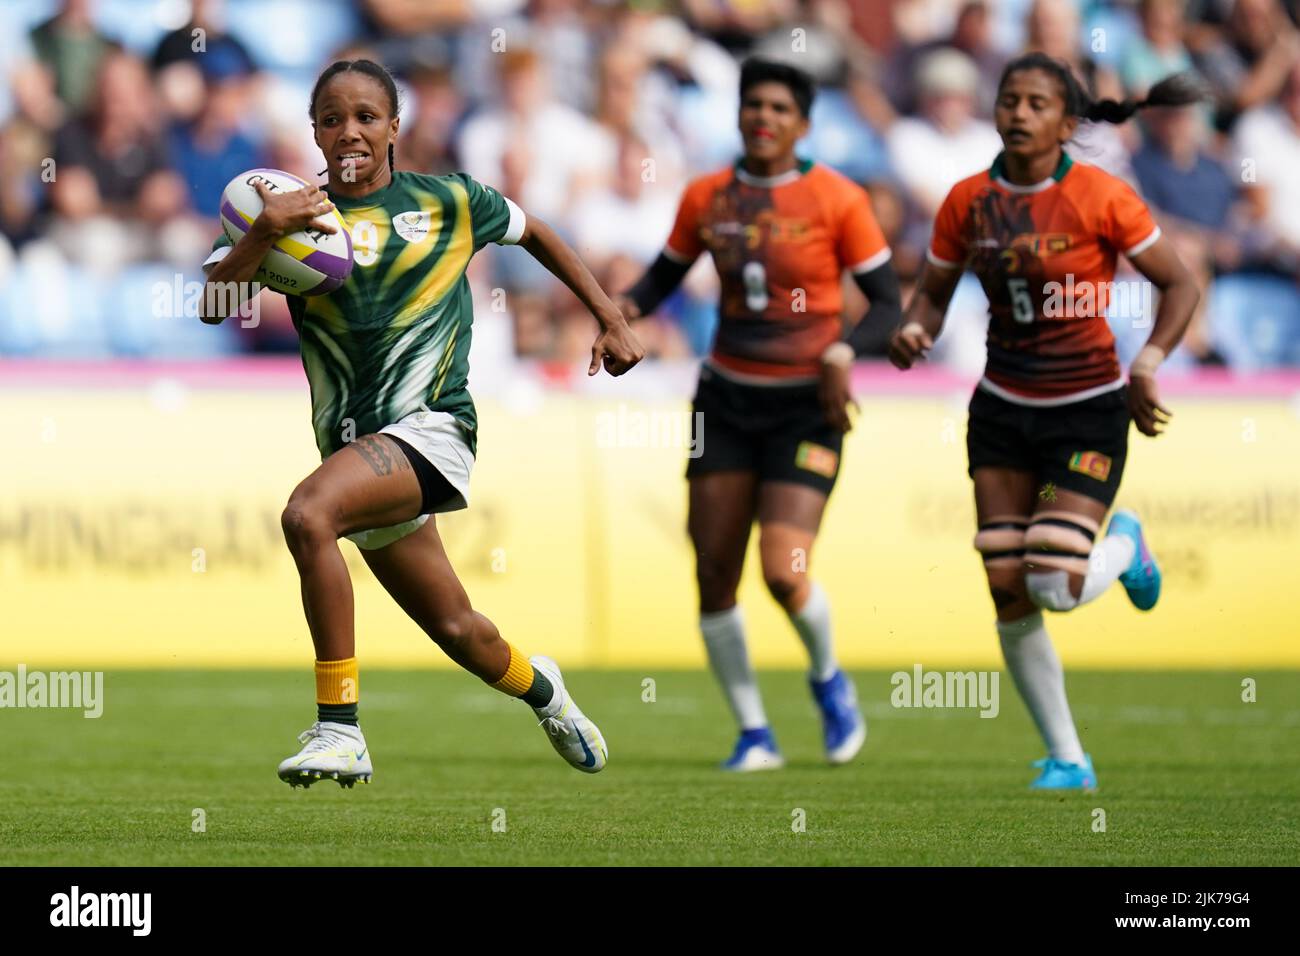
[2,375,1297,668]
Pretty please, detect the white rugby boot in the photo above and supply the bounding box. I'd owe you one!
[277,720,373,789]
[529,656,608,773]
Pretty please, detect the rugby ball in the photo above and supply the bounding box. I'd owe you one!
[219,168,353,296]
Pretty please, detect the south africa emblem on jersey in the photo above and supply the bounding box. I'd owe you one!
[393,210,431,242]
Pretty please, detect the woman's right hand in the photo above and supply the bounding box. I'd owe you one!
[887,321,933,370]
[252,181,338,238]
[1128,374,1172,437]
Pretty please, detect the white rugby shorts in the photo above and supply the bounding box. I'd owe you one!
[343,408,474,550]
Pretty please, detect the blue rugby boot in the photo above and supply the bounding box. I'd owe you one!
[810,669,867,765]
[722,727,784,771]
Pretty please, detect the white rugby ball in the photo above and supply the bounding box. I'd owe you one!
[219,168,353,296]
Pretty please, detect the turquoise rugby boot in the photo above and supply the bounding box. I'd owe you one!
[1107,509,1161,611]
[1029,754,1097,790]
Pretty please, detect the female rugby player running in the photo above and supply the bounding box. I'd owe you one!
[619,59,902,771]
[200,59,643,788]
[889,53,1201,790]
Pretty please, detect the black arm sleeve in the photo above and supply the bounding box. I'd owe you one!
[625,252,693,318]
[843,261,903,357]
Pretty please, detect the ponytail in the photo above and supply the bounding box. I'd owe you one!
[1084,72,1208,124]
[999,53,1206,125]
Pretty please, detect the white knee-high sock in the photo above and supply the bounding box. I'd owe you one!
[996,611,1086,765]
[1078,533,1136,605]
[700,605,768,730]
[787,581,837,681]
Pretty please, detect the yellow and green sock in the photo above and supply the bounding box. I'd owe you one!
[316,657,359,726]
[490,644,555,709]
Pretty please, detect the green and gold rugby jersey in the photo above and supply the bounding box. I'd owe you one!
[207,171,524,457]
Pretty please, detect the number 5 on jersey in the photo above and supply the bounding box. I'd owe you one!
[1007,277,1034,325]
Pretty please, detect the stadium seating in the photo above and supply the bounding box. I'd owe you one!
[1208,274,1300,371]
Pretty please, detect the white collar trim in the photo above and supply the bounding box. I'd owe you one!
[735,164,805,188]
[994,175,1057,195]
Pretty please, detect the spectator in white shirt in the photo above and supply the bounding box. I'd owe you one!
[886,47,1003,218]
[1232,60,1300,270]
[457,45,614,227]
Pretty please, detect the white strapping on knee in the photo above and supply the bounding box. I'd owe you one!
[1025,522,1138,611]
[1023,515,1094,576]
[1024,569,1077,611]
[1033,510,1101,535]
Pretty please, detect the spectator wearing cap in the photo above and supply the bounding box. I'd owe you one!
[886,47,1002,218]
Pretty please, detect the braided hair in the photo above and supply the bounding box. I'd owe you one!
[309,59,400,172]
[998,52,1206,125]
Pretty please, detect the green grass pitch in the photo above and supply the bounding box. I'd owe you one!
[3,669,1297,866]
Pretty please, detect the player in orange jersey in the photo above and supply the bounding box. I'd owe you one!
[890,53,1203,790]
[619,59,902,770]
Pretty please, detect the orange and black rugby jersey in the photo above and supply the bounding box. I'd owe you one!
[928,152,1160,404]
[667,159,891,381]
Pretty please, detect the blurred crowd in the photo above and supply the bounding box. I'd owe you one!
[2,0,1299,369]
